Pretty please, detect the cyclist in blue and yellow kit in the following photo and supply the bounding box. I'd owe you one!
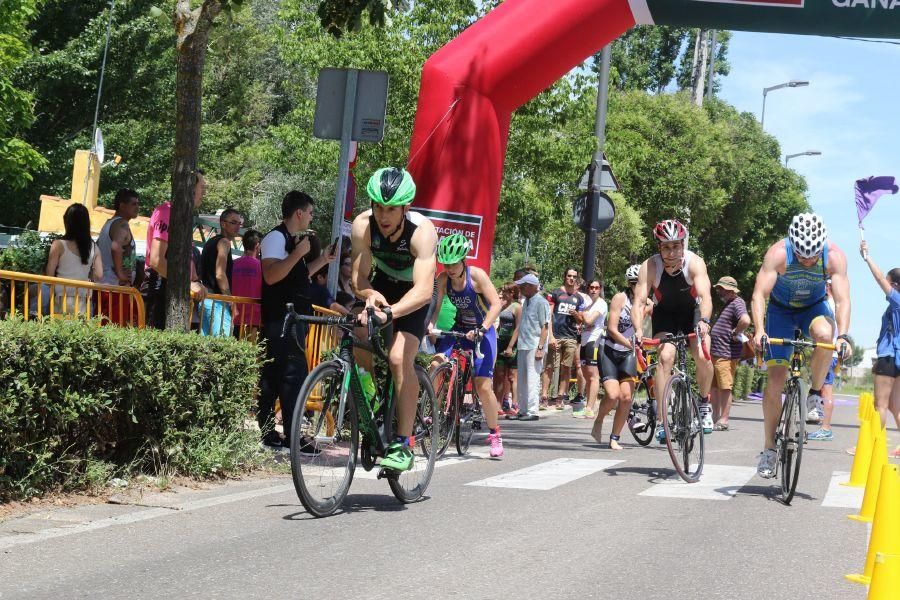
[751,213,852,478]
[428,233,505,458]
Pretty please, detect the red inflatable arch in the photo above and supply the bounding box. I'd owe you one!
[407,0,899,271]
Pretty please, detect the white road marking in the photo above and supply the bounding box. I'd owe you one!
[821,471,864,508]
[639,464,757,501]
[465,458,623,490]
[0,484,295,550]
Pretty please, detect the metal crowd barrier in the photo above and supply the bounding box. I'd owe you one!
[0,269,145,327]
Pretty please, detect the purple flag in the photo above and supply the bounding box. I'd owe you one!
[855,176,898,224]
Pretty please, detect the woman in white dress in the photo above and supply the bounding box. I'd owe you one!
[45,203,103,315]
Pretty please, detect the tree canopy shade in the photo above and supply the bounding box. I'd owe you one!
[0,0,47,189]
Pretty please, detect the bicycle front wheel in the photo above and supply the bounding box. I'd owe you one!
[661,376,704,483]
[628,379,656,446]
[429,362,457,459]
[778,379,806,504]
[389,365,438,503]
[290,360,358,518]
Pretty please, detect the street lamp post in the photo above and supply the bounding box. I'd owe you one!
[761,80,809,129]
[785,150,822,166]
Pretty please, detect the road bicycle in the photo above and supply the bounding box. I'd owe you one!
[283,304,438,517]
[429,329,484,457]
[627,345,657,446]
[761,330,842,504]
[641,329,709,483]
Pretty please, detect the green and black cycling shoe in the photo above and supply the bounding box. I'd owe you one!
[379,442,415,472]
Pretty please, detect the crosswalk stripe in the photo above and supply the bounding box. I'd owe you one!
[820,471,864,508]
[354,449,490,480]
[465,458,623,490]
[638,464,757,501]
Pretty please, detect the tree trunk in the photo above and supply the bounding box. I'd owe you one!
[165,1,221,332]
[691,29,709,107]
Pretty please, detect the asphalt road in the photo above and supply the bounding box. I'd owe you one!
[0,394,883,600]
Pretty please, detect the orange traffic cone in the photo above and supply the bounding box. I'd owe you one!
[843,410,880,488]
[849,424,888,522]
[867,553,900,600]
[846,464,900,585]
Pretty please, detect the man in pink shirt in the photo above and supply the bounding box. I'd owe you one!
[231,229,262,338]
[142,171,207,329]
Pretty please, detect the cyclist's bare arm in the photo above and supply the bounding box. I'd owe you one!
[826,243,851,342]
[427,272,449,331]
[470,266,503,330]
[349,211,382,305]
[689,254,713,325]
[631,258,653,340]
[751,242,785,346]
[388,218,437,319]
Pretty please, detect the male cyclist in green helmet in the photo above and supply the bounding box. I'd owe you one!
[351,167,438,472]
[428,233,505,458]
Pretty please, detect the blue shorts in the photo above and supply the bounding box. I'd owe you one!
[435,326,497,378]
[824,356,838,386]
[765,299,834,366]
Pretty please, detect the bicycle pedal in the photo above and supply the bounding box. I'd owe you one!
[376,468,399,481]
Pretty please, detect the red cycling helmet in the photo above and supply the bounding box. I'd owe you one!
[653,219,688,242]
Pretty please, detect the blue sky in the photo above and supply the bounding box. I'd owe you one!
[716,32,899,349]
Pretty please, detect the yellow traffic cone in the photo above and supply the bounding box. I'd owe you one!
[849,424,888,522]
[846,464,900,585]
[843,411,880,488]
[867,553,900,600]
[858,392,869,421]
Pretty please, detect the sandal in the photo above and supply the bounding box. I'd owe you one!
[714,422,729,431]
[890,446,900,459]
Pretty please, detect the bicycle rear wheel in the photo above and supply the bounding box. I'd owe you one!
[389,365,438,503]
[290,360,358,518]
[455,385,481,456]
[428,362,457,459]
[778,379,806,504]
[661,376,704,483]
[628,379,656,446]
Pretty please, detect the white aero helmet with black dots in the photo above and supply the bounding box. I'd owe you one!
[788,212,828,259]
[625,264,641,282]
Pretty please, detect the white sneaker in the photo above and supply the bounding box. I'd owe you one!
[806,391,823,424]
[699,403,714,434]
[757,449,777,479]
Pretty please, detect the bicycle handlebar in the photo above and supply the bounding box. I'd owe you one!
[639,328,711,361]
[280,303,394,359]
[431,329,485,360]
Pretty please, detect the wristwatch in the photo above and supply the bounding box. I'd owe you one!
[699,317,711,326]
[837,334,851,343]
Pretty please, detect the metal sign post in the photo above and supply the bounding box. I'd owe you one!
[314,68,389,296]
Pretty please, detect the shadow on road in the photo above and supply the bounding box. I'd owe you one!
[603,465,676,482]
[280,493,424,520]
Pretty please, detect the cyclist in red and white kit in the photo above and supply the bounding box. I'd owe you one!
[631,219,715,440]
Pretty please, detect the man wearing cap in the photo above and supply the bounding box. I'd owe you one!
[515,272,550,421]
[710,276,751,430]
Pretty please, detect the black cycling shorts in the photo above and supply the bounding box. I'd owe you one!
[600,343,638,383]
[580,340,601,367]
[874,356,899,378]
[652,306,699,338]
[371,272,428,341]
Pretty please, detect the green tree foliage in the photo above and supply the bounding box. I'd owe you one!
[0,0,47,190]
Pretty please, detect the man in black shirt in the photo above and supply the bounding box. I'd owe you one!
[544,268,585,408]
[199,208,242,335]
[257,191,336,450]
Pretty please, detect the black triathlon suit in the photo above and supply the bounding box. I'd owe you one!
[651,251,700,337]
[369,211,430,340]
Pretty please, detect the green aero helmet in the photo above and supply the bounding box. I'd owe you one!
[367,167,416,206]
[437,233,470,265]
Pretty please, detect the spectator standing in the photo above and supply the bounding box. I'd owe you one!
[574,280,606,420]
[258,191,337,450]
[199,208,242,335]
[709,276,750,430]
[97,188,140,324]
[45,203,103,315]
[494,282,521,418]
[142,171,207,329]
[231,229,262,339]
[338,252,355,299]
[309,267,350,315]
[545,268,585,409]
[515,273,550,421]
